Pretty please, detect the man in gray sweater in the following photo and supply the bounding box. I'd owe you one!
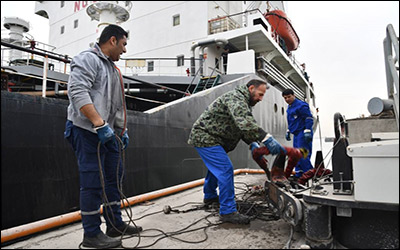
[64,24,141,249]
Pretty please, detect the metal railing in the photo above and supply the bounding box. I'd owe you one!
[257,55,305,99]
[383,24,399,129]
[1,41,71,97]
[122,57,201,76]
[1,41,70,74]
[208,9,264,35]
[208,15,241,34]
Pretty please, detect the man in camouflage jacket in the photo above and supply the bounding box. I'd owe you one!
[188,79,286,224]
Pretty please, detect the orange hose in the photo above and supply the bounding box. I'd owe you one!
[1,169,265,243]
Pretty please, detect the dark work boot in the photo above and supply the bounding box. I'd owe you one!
[106,222,143,237]
[203,196,219,206]
[82,231,121,249]
[220,211,250,224]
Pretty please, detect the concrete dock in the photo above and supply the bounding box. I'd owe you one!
[2,173,309,249]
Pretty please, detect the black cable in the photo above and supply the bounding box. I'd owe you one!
[78,137,142,249]
[283,224,294,249]
[117,188,277,248]
[88,139,278,249]
[122,209,222,248]
[95,140,217,248]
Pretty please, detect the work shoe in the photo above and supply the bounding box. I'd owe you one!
[82,231,121,249]
[106,222,143,237]
[203,196,219,206]
[220,211,250,224]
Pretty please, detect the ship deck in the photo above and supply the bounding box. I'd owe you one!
[2,173,310,249]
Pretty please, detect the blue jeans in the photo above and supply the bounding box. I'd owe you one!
[293,131,313,177]
[195,145,236,215]
[64,120,124,236]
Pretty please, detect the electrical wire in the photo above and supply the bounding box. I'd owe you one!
[283,224,294,249]
[86,137,279,248]
[78,137,143,249]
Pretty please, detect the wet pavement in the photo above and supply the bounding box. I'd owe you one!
[2,173,309,249]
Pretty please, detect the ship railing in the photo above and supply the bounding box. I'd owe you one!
[1,41,71,97]
[208,15,241,35]
[121,57,201,77]
[257,54,315,106]
[208,9,266,35]
[383,24,399,129]
[1,41,70,74]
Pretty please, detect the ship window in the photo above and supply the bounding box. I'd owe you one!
[74,19,79,29]
[177,55,184,66]
[61,1,65,8]
[281,107,285,115]
[148,61,154,72]
[173,14,180,26]
[274,103,278,113]
[61,25,65,34]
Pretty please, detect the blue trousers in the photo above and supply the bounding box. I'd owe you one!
[293,131,313,177]
[64,120,124,237]
[195,145,236,215]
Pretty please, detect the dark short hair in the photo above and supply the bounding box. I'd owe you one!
[282,89,294,96]
[246,79,268,88]
[99,24,128,45]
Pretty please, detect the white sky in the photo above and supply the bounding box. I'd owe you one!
[1,1,399,138]
[286,1,399,137]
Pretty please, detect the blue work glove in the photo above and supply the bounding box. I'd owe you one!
[94,121,115,145]
[303,129,312,143]
[285,130,291,141]
[121,130,129,150]
[262,135,286,155]
[250,142,261,152]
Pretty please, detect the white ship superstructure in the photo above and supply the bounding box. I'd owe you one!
[34,4,304,79]
[31,1,314,112]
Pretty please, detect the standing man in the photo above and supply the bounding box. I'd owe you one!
[282,89,314,178]
[64,24,142,249]
[188,79,286,224]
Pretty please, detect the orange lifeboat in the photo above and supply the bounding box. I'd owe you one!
[264,10,300,52]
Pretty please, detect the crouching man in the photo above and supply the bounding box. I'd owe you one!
[188,79,286,224]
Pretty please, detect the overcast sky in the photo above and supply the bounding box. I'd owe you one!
[1,1,399,138]
[287,1,399,138]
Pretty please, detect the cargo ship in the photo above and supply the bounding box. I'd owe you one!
[2,2,399,249]
[1,1,315,232]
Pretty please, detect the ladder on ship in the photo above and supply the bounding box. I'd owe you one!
[193,75,221,94]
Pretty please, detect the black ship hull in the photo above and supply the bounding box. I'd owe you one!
[1,74,289,230]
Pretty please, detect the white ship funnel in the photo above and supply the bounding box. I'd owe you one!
[3,17,30,61]
[86,1,132,38]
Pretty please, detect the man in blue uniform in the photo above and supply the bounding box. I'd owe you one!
[282,89,314,178]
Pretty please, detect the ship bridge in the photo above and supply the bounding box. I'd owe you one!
[206,10,314,105]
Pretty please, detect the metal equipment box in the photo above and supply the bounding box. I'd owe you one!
[347,140,399,204]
